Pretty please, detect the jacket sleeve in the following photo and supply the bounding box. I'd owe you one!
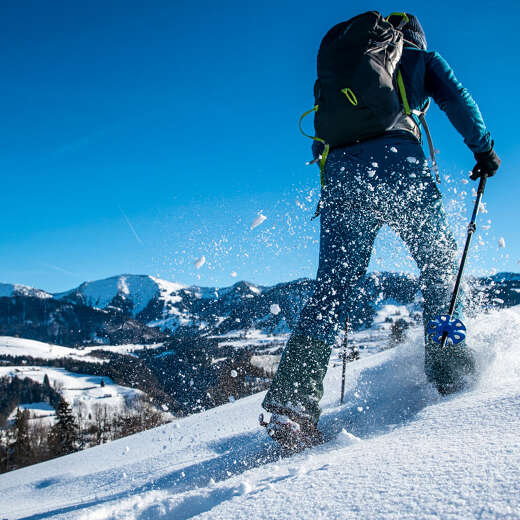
[425,51,492,154]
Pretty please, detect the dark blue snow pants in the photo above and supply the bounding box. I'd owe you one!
[263,133,474,422]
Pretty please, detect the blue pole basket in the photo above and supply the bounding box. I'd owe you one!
[428,315,467,345]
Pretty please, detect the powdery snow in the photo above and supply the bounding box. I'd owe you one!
[250,212,267,230]
[194,256,206,270]
[1,307,520,519]
[270,304,281,315]
[406,156,420,164]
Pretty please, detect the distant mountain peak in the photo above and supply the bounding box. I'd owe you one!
[0,283,52,299]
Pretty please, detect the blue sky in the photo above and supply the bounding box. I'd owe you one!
[0,0,518,292]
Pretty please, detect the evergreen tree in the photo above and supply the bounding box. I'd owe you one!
[390,318,410,346]
[0,429,9,473]
[13,408,32,468]
[49,399,78,457]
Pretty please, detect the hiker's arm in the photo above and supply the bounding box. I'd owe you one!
[425,51,492,154]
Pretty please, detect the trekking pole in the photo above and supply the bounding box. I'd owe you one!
[340,316,349,404]
[428,174,488,348]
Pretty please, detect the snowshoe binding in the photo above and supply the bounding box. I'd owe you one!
[259,412,324,452]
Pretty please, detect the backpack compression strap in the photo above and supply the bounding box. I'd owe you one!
[397,70,440,183]
[416,108,441,183]
[299,105,330,187]
[390,13,440,183]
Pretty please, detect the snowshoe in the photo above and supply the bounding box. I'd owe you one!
[259,412,324,452]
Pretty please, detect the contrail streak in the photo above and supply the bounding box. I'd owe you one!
[43,264,79,276]
[118,206,143,244]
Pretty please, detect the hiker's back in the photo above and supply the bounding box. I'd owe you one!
[313,11,406,148]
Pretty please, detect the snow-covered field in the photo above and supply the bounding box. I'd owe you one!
[0,336,103,362]
[7,402,56,426]
[1,306,519,519]
[211,329,289,350]
[0,366,142,423]
[0,336,164,360]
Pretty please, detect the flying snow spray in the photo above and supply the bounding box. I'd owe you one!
[428,174,488,348]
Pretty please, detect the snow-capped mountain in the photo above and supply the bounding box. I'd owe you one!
[55,274,187,316]
[1,272,519,347]
[2,305,519,519]
[56,275,270,334]
[53,272,417,338]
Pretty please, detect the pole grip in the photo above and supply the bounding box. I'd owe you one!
[477,174,487,195]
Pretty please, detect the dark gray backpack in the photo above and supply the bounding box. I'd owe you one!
[314,11,405,148]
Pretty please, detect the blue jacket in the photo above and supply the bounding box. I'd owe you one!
[400,46,491,154]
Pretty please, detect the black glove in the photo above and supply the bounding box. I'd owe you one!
[471,144,501,180]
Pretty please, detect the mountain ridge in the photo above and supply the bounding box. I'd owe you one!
[1,272,519,347]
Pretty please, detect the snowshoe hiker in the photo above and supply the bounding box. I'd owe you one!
[261,11,501,448]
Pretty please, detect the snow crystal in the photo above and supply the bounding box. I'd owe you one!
[371,162,379,168]
[406,157,419,164]
[194,256,206,269]
[498,237,506,248]
[230,271,237,278]
[461,178,469,184]
[250,212,267,230]
[270,304,281,315]
[367,169,376,177]
[230,369,238,378]
[390,146,398,153]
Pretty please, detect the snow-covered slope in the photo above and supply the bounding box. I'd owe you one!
[0,336,103,362]
[0,336,165,359]
[0,366,143,422]
[7,402,56,426]
[1,307,519,519]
